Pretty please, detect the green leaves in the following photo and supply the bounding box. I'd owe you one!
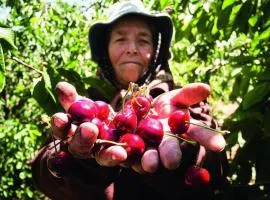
[222,0,236,10]
[159,0,169,10]
[0,27,17,92]
[0,0,269,198]
[33,77,60,115]
[259,26,270,40]
[84,76,117,100]
[0,27,16,49]
[248,15,259,27]
[0,44,5,92]
[0,119,44,199]
[242,82,270,110]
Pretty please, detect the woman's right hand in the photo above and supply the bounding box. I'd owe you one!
[51,81,127,166]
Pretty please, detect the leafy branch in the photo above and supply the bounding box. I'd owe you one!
[9,55,43,75]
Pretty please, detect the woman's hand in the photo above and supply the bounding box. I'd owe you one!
[51,81,226,173]
[153,83,226,152]
[51,82,127,166]
[132,83,226,173]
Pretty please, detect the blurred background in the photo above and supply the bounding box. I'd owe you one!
[0,0,269,199]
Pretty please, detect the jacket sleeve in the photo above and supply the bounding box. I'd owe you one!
[31,139,120,200]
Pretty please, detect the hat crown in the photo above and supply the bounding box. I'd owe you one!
[88,0,173,81]
[107,1,149,20]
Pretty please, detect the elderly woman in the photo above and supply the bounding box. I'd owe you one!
[32,1,228,199]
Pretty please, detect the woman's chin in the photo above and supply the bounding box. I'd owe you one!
[117,77,139,88]
[127,77,140,83]
[122,74,140,83]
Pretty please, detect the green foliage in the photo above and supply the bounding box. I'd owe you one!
[0,0,269,199]
[0,26,16,91]
[163,0,270,198]
[0,118,46,199]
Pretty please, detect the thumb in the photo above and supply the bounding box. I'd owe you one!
[55,81,80,112]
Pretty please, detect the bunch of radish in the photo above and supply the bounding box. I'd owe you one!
[48,83,227,187]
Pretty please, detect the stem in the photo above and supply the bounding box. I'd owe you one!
[121,83,132,113]
[10,56,43,75]
[49,129,58,153]
[165,132,197,145]
[95,139,127,146]
[48,137,127,151]
[186,121,230,135]
[48,135,72,150]
[133,97,142,107]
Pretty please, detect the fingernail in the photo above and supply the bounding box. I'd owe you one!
[78,126,88,139]
[52,117,66,128]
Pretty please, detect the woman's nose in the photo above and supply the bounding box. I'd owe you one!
[126,42,138,54]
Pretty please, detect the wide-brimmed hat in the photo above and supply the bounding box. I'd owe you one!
[88,0,173,65]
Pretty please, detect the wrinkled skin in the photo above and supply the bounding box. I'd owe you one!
[51,81,226,173]
[108,17,154,88]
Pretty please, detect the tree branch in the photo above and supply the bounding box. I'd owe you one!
[9,56,43,75]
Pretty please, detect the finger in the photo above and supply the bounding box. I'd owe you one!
[141,148,159,173]
[68,122,98,158]
[55,81,80,112]
[66,124,78,141]
[195,145,206,166]
[95,145,127,167]
[186,119,226,152]
[153,83,210,117]
[51,112,72,140]
[131,161,146,174]
[158,136,182,170]
[171,83,211,106]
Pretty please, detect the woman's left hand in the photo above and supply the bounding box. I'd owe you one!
[132,83,226,173]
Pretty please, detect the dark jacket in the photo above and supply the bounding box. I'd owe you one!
[31,74,228,200]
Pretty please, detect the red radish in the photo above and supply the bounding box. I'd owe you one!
[185,165,210,188]
[99,128,120,142]
[95,100,110,120]
[113,109,137,132]
[91,117,103,129]
[68,99,97,123]
[131,95,151,120]
[168,110,190,135]
[168,111,227,152]
[136,116,164,146]
[47,150,73,178]
[118,133,145,160]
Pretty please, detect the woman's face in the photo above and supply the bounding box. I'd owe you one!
[108,17,154,88]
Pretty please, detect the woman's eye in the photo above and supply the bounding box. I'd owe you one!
[140,40,152,47]
[116,38,125,42]
[139,38,151,44]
